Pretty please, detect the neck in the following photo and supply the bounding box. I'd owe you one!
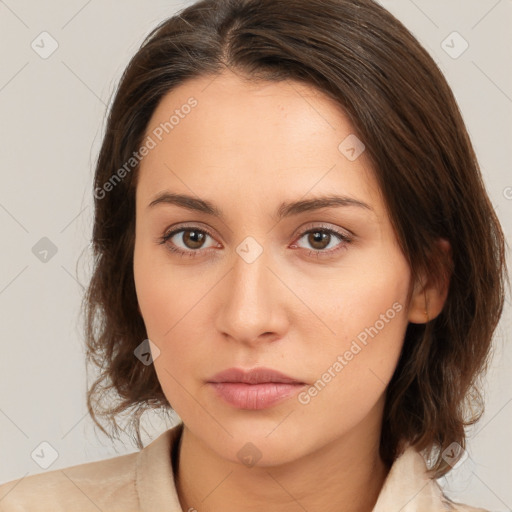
[174,407,390,512]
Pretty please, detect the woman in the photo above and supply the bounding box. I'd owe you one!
[0,0,506,511]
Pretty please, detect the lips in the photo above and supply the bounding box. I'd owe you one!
[206,367,307,409]
[207,367,305,385]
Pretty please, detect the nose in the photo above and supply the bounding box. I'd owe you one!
[214,244,289,346]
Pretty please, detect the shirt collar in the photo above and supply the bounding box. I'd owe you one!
[136,421,184,512]
[371,444,451,511]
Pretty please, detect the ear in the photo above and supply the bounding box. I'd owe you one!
[408,238,452,324]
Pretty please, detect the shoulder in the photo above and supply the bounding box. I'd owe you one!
[0,450,139,512]
[0,424,183,512]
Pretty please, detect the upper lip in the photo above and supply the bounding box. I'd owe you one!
[207,367,305,385]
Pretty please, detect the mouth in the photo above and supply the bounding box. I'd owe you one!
[206,367,307,410]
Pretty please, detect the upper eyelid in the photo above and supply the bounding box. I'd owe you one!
[163,220,353,238]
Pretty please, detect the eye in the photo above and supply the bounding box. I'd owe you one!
[157,223,353,259]
[291,224,353,258]
[157,226,219,258]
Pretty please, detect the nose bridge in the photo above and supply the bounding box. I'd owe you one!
[215,238,285,343]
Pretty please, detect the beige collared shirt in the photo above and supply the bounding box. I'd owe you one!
[0,422,487,511]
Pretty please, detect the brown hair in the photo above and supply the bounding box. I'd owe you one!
[83,0,507,477]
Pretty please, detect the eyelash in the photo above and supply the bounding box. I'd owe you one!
[157,224,353,259]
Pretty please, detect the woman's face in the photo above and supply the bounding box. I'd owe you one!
[133,70,415,465]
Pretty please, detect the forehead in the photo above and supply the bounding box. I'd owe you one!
[136,70,382,214]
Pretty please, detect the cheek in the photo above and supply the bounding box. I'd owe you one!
[133,236,186,337]
[133,260,196,414]
[293,238,410,340]
[317,262,409,402]
[133,242,211,401]
[296,250,410,412]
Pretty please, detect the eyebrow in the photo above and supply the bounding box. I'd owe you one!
[147,192,373,220]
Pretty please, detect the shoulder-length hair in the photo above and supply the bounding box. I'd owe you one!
[83,0,507,477]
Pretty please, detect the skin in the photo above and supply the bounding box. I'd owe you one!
[133,69,449,512]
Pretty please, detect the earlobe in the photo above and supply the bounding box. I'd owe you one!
[408,238,452,324]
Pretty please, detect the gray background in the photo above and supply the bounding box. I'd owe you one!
[0,0,511,510]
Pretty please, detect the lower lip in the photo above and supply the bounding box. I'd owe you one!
[208,382,305,410]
